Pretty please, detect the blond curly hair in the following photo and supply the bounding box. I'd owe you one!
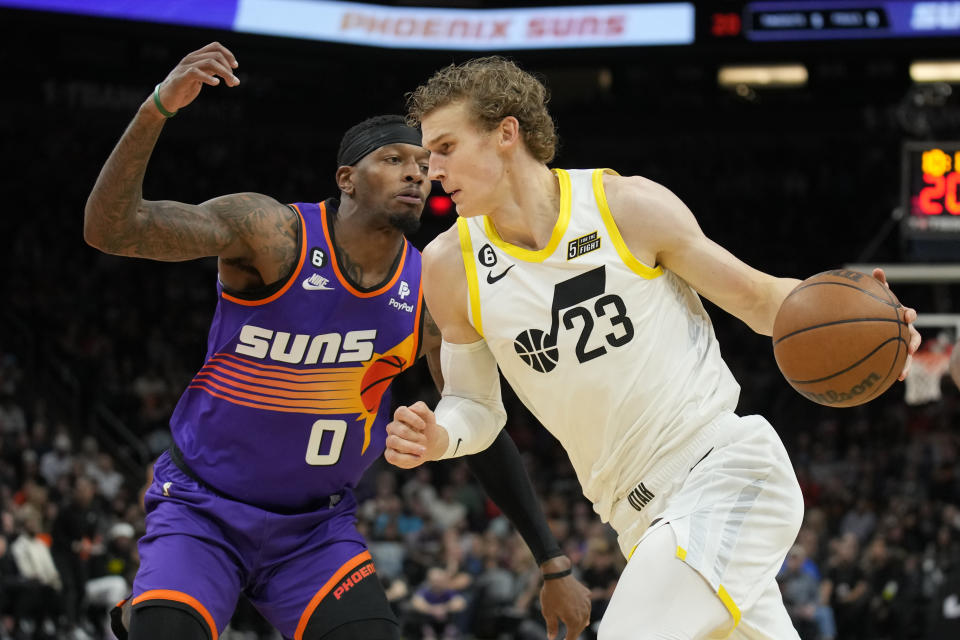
[406,56,557,164]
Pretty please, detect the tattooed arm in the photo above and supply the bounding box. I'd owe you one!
[83,42,297,290]
[418,306,444,389]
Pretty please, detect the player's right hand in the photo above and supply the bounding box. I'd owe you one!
[384,401,448,469]
[153,42,240,115]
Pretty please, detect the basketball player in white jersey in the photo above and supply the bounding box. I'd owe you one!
[384,57,921,639]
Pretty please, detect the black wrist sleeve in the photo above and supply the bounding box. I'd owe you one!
[465,430,563,564]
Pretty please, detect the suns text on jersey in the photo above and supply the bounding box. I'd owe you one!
[235,325,378,365]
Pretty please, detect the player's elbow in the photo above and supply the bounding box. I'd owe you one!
[82,200,116,253]
[477,402,507,451]
[83,202,134,255]
[82,205,103,249]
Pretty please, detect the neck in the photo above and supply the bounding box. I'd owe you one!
[485,160,560,251]
[332,199,405,289]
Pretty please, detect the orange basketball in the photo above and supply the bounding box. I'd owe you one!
[772,270,909,407]
[360,355,406,412]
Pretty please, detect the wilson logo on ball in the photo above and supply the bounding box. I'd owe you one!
[772,270,908,408]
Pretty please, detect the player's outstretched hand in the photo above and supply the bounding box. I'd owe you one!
[384,401,448,469]
[540,568,591,640]
[153,42,240,116]
[873,267,921,380]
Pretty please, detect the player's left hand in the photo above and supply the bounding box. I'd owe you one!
[873,268,921,380]
[540,559,591,640]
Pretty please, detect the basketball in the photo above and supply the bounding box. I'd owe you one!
[772,269,909,407]
[360,355,406,412]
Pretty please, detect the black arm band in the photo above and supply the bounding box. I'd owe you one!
[465,430,562,565]
[543,568,573,580]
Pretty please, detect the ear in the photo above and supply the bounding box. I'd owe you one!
[336,166,356,196]
[497,116,521,150]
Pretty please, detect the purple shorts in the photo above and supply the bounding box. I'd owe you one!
[132,452,382,639]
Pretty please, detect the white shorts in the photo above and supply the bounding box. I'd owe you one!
[606,413,804,638]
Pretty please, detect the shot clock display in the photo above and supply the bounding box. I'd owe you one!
[902,142,960,260]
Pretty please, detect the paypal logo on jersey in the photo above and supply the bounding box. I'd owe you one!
[389,298,414,313]
[388,280,414,312]
[235,325,378,364]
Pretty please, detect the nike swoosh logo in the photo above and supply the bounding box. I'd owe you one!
[453,438,463,456]
[302,276,334,291]
[486,265,515,284]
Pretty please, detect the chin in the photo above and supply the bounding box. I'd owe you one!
[388,211,421,235]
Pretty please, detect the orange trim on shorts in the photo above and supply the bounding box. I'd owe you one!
[294,550,373,640]
[132,589,218,640]
[321,208,408,298]
[220,203,308,306]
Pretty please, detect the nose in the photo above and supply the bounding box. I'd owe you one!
[402,157,422,183]
[428,155,444,182]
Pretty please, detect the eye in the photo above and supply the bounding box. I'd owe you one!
[419,164,429,173]
[385,156,400,163]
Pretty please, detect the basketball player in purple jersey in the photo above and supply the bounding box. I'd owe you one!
[84,43,590,640]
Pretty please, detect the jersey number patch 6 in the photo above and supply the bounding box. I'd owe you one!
[513,267,634,373]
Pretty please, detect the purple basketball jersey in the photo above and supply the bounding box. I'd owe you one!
[168,200,422,510]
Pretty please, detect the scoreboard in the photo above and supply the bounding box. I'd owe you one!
[902,142,960,260]
[703,0,960,43]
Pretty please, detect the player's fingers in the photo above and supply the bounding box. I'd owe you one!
[383,447,424,469]
[544,613,558,640]
[900,305,918,325]
[184,66,222,87]
[191,51,240,76]
[393,405,426,431]
[385,433,427,457]
[872,267,889,288]
[907,323,921,354]
[191,57,240,86]
[408,401,433,422]
[899,354,913,382]
[187,42,239,68]
[385,420,427,445]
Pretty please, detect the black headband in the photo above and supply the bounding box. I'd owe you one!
[337,122,423,166]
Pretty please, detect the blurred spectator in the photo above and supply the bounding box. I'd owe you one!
[409,567,468,640]
[8,506,62,638]
[822,533,869,640]
[84,521,137,637]
[579,535,619,637]
[778,544,825,640]
[38,431,72,488]
[51,476,103,635]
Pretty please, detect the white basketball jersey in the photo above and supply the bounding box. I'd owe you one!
[456,168,741,523]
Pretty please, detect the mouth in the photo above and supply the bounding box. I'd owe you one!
[395,188,424,204]
[448,189,461,201]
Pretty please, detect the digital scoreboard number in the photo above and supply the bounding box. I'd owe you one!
[902,142,960,259]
